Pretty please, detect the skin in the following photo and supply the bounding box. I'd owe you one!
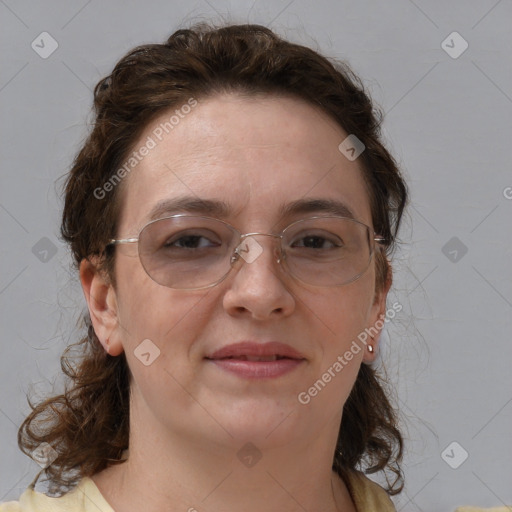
[80,93,390,512]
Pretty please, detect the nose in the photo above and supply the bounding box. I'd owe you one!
[222,234,296,320]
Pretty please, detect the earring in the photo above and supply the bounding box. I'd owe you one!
[368,344,374,353]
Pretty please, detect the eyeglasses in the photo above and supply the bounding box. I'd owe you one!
[107,214,385,290]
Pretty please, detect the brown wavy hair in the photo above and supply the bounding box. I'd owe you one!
[18,22,408,496]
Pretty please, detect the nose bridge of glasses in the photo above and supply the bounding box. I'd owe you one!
[232,232,283,266]
[240,232,282,241]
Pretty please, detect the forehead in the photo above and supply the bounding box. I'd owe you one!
[117,93,373,233]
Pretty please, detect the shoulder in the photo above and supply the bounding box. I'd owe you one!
[0,477,114,512]
[0,502,22,512]
[343,469,396,511]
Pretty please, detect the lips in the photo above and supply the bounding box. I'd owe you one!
[205,341,306,379]
[223,355,284,362]
[205,341,305,361]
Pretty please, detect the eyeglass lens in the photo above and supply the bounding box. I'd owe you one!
[137,216,373,289]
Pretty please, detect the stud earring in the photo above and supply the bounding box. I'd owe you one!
[368,344,374,353]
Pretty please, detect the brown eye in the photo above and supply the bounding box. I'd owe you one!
[291,232,342,250]
[164,234,220,249]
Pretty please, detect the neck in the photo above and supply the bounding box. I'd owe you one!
[92,392,356,512]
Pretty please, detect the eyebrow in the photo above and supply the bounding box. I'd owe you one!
[147,195,356,223]
[278,198,355,220]
[148,196,232,221]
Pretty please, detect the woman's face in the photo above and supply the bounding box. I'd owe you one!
[90,93,388,450]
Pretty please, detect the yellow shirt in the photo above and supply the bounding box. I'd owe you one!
[0,470,395,511]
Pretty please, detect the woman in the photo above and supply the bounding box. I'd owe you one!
[1,23,408,511]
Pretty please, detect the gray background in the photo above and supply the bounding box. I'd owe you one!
[1,1,511,510]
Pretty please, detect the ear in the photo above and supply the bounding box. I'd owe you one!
[362,255,392,364]
[79,257,124,356]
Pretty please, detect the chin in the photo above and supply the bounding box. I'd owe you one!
[211,398,305,445]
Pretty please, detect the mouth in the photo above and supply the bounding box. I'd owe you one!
[213,355,293,362]
[205,341,305,379]
[205,341,305,360]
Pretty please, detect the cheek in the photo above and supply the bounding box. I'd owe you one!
[114,254,208,353]
[313,271,377,344]
[116,280,213,418]
[301,277,377,410]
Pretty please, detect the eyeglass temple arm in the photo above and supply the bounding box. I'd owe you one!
[108,237,139,246]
